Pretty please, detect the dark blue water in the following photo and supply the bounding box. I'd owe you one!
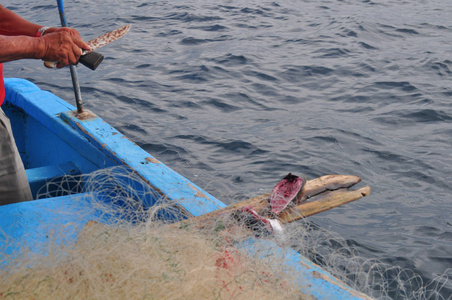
[3,0,451,298]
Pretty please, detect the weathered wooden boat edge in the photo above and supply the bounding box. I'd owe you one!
[3,78,226,216]
[0,78,371,300]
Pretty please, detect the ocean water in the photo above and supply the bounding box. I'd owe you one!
[3,0,451,298]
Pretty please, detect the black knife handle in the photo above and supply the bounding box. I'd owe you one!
[79,51,104,70]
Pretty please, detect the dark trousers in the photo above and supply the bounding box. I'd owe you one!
[0,107,32,205]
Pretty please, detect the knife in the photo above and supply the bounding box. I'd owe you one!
[44,24,131,70]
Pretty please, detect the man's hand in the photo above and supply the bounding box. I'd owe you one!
[0,5,90,67]
[38,28,90,68]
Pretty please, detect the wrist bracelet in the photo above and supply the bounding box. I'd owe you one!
[36,26,50,37]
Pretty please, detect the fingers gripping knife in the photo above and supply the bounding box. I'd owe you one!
[44,24,131,70]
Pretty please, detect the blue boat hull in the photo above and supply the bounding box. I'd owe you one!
[0,78,369,300]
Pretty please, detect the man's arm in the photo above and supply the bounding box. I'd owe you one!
[0,4,42,36]
[0,35,43,63]
[0,4,90,67]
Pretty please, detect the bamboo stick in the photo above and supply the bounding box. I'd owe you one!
[279,186,371,223]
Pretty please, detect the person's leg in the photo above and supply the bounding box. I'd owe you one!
[0,107,32,205]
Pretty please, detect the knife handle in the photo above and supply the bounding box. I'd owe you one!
[43,51,104,70]
[79,51,104,70]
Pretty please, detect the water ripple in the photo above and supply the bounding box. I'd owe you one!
[4,0,452,297]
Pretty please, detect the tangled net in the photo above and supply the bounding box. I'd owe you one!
[285,221,451,300]
[0,166,450,299]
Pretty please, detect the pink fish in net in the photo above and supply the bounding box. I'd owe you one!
[269,173,307,216]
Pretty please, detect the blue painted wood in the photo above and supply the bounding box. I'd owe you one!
[59,110,227,215]
[239,239,367,300]
[0,78,370,300]
[0,193,100,261]
[4,78,226,216]
[3,80,113,172]
[25,162,82,198]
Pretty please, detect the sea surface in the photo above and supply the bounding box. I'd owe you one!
[3,0,451,298]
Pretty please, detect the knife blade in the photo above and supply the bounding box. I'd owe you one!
[83,24,131,54]
[44,24,131,70]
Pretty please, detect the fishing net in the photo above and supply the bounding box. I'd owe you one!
[285,222,451,300]
[0,166,450,299]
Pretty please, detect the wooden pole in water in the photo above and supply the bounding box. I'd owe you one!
[279,185,370,223]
